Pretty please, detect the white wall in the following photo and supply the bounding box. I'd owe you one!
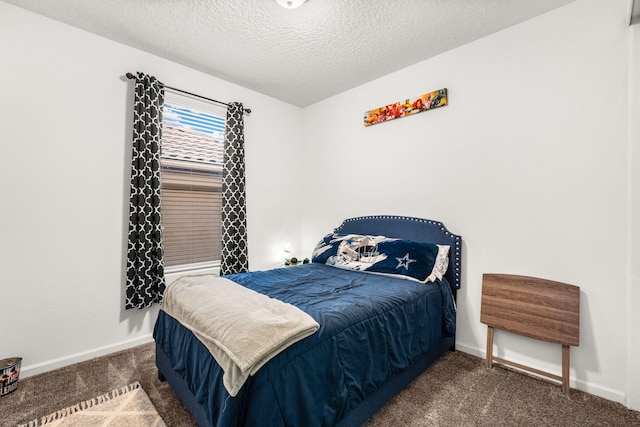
[0,1,303,377]
[301,0,633,405]
[628,14,640,411]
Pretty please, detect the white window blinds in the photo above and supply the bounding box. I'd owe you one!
[161,90,226,271]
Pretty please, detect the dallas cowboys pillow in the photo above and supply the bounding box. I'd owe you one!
[311,233,449,283]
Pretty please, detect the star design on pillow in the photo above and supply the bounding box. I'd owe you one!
[396,253,416,270]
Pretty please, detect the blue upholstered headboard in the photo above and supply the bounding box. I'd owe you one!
[333,215,462,292]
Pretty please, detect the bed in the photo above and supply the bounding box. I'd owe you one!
[153,215,462,427]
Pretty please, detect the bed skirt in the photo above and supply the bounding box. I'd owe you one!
[156,335,455,427]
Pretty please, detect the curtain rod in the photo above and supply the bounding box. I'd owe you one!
[125,72,251,114]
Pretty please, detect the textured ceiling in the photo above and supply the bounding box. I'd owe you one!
[5,0,576,107]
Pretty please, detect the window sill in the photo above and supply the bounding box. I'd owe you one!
[165,262,220,285]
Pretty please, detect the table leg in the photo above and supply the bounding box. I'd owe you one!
[486,326,494,368]
[562,344,570,394]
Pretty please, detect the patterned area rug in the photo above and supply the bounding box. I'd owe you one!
[18,382,166,427]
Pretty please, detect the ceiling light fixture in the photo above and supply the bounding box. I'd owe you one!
[275,0,307,9]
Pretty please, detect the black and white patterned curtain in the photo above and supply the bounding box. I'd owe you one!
[125,72,166,309]
[220,102,249,276]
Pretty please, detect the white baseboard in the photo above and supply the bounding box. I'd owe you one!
[454,342,485,359]
[454,342,627,407]
[19,334,155,379]
[16,335,630,410]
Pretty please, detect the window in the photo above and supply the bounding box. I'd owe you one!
[161,91,226,271]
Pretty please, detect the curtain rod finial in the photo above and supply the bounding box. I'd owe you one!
[126,72,135,79]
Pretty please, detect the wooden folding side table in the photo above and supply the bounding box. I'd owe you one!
[480,274,580,394]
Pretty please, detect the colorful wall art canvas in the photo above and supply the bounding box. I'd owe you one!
[364,88,448,126]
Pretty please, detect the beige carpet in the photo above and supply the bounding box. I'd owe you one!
[4,343,640,426]
[17,382,165,427]
[363,351,640,426]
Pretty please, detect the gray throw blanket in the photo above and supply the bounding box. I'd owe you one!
[162,275,320,396]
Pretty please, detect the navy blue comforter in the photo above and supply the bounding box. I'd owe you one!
[154,263,456,427]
